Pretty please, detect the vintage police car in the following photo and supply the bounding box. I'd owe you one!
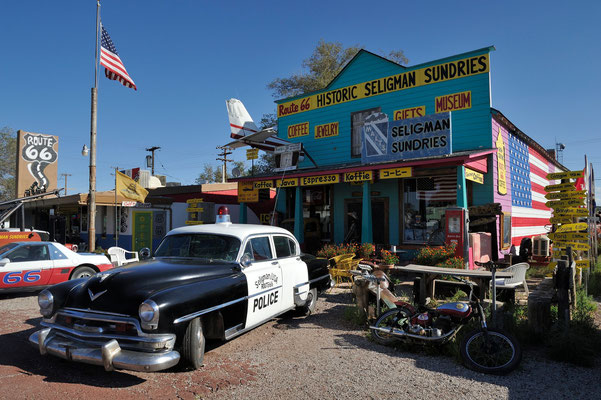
[29,208,331,372]
[0,241,112,292]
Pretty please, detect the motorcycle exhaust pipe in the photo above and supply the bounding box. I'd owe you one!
[369,325,456,342]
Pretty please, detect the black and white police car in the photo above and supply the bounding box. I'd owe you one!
[29,207,331,371]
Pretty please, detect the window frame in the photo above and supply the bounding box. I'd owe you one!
[350,107,381,158]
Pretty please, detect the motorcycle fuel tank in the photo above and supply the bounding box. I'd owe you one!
[436,302,471,318]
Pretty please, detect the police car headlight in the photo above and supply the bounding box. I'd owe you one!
[38,290,54,317]
[139,299,159,330]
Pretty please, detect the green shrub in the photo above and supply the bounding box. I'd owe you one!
[343,305,366,326]
[588,269,601,298]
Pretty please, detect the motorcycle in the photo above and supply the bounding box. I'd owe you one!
[366,260,522,375]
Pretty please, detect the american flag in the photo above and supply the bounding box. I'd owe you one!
[100,24,137,90]
[508,134,558,247]
[416,175,456,202]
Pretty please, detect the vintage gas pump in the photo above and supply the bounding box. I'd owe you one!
[445,207,469,268]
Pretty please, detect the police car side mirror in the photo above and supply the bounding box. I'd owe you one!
[240,254,252,269]
[0,258,9,267]
[139,248,151,260]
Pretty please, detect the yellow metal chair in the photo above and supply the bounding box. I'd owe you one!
[329,253,361,286]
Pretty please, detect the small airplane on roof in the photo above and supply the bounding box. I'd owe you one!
[225,98,294,152]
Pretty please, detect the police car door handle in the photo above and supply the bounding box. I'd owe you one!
[271,261,279,265]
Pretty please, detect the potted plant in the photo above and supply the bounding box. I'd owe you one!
[379,249,399,271]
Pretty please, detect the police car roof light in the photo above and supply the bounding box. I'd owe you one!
[216,206,231,224]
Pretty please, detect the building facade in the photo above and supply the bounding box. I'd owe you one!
[233,47,565,259]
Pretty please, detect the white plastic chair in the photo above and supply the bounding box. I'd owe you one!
[494,262,530,295]
[107,246,139,267]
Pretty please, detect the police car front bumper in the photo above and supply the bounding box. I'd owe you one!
[29,328,180,372]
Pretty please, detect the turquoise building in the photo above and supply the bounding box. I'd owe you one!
[235,47,565,259]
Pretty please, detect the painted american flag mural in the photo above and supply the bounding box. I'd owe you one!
[507,133,559,247]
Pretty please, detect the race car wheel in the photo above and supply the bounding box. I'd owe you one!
[182,317,206,370]
[70,266,96,280]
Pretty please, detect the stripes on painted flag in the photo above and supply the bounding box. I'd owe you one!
[416,175,456,202]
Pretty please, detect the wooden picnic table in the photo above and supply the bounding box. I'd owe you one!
[393,264,513,305]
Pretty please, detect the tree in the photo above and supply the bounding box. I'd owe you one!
[0,127,16,201]
[267,39,409,99]
[195,161,248,184]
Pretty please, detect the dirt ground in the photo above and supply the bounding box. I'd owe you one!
[1,290,600,400]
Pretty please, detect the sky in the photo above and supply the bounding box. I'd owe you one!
[1,0,600,194]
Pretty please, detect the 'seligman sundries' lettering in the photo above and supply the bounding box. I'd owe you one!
[277,53,490,117]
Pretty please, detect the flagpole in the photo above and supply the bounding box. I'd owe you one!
[115,167,118,247]
[88,0,100,252]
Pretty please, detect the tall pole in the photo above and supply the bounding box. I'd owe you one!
[114,167,118,247]
[88,0,100,252]
[145,146,160,175]
[60,173,71,195]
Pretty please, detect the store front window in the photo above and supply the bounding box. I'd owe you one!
[402,176,456,244]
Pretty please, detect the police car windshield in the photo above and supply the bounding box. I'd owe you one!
[0,243,20,257]
[154,234,241,262]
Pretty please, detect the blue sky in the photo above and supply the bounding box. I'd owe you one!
[2,0,600,194]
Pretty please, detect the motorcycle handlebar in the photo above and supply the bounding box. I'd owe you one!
[350,270,386,283]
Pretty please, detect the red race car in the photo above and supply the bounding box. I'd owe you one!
[0,241,113,293]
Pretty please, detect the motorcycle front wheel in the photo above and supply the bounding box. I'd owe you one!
[371,308,412,345]
[460,327,522,375]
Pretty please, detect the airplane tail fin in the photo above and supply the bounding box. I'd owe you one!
[226,98,260,139]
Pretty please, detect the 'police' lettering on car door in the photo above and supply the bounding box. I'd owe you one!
[253,290,279,312]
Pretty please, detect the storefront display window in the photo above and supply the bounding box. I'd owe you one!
[402,176,456,243]
[351,107,380,158]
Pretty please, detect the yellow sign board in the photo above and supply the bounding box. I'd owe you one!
[344,171,373,183]
[301,174,340,186]
[277,53,490,118]
[435,91,471,113]
[379,167,413,180]
[186,207,204,212]
[186,198,204,203]
[287,122,310,138]
[465,168,484,184]
[545,190,586,200]
[555,222,587,233]
[544,182,576,192]
[546,170,583,180]
[554,242,590,251]
[549,216,574,224]
[575,260,590,268]
[496,128,507,195]
[253,180,274,189]
[238,181,258,202]
[314,122,339,139]
[276,178,298,188]
[185,221,204,225]
[260,213,271,224]
[246,148,259,160]
[553,207,588,217]
[393,105,426,120]
[548,232,589,241]
[546,199,585,208]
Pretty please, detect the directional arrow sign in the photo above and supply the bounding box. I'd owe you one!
[545,190,586,200]
[548,232,589,241]
[546,170,583,180]
[554,242,590,251]
[544,182,577,192]
[553,207,588,217]
[575,260,590,268]
[550,216,574,224]
[546,199,585,208]
[555,222,587,233]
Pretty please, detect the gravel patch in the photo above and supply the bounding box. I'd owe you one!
[1,289,600,399]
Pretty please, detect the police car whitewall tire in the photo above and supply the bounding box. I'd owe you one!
[70,266,96,280]
[297,288,317,316]
[182,317,205,370]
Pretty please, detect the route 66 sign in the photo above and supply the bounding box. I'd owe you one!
[16,130,59,197]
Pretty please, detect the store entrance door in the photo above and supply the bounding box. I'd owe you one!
[132,211,153,252]
[344,198,389,245]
